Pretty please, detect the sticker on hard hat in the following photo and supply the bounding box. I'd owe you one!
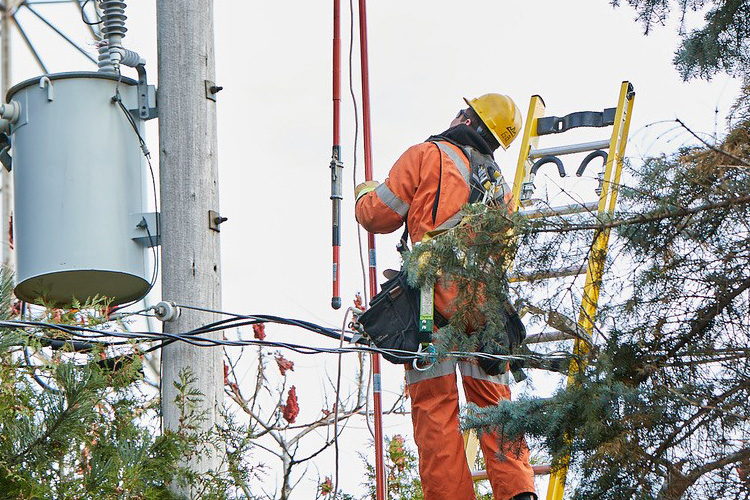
[501,125,517,143]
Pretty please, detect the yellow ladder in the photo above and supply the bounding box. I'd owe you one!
[465,81,636,499]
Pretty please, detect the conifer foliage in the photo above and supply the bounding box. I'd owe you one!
[609,0,750,80]
[0,273,257,499]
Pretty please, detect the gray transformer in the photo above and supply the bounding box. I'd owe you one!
[7,72,153,306]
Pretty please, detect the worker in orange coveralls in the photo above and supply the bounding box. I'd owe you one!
[355,94,537,500]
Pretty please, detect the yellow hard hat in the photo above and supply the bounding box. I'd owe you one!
[464,93,522,150]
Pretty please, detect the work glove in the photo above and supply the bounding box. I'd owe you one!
[355,180,379,202]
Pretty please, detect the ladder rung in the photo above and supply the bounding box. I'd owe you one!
[509,264,586,282]
[523,330,577,344]
[518,201,598,219]
[529,139,610,159]
[472,464,551,481]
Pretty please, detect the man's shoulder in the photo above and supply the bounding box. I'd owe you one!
[398,140,438,159]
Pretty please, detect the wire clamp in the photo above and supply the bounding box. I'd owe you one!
[154,301,181,322]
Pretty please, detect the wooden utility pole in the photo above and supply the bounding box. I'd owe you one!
[156,0,224,486]
[1,4,16,273]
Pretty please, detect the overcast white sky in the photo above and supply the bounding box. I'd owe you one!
[7,0,744,497]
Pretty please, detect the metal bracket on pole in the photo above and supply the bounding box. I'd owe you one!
[131,212,160,247]
[208,210,227,232]
[205,80,223,102]
[133,64,157,120]
[0,133,11,171]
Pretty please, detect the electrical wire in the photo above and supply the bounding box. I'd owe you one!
[5,298,573,377]
[0,316,573,370]
[23,345,61,394]
[348,0,369,306]
[332,307,353,498]
[78,0,103,26]
[111,71,161,307]
[19,302,62,394]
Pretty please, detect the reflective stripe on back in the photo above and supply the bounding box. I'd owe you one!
[435,142,470,187]
[431,142,471,232]
[374,183,410,218]
[406,359,456,385]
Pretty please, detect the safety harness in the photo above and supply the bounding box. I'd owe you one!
[357,138,517,371]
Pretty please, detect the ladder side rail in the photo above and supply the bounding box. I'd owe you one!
[545,81,635,500]
[607,86,635,215]
[511,95,546,208]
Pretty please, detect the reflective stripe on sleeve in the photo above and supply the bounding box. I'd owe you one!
[435,142,470,187]
[457,360,510,385]
[374,183,410,218]
[405,359,457,385]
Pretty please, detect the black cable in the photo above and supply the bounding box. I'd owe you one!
[23,345,61,394]
[174,304,357,342]
[349,0,369,305]
[5,303,576,368]
[78,0,103,26]
[1,317,570,368]
[110,72,161,308]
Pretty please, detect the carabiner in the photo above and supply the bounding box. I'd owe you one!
[412,343,437,372]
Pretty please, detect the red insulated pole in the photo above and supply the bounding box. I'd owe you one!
[330,0,343,310]
[357,1,386,499]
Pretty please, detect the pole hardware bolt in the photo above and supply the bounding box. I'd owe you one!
[208,210,228,232]
[154,301,181,322]
[205,80,223,101]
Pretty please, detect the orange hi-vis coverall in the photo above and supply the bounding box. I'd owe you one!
[355,127,536,500]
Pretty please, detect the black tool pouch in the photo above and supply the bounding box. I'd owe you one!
[357,269,431,364]
[477,302,527,378]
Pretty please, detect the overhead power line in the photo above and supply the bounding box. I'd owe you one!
[0,313,574,367]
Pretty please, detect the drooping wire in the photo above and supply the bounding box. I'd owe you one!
[0,314,574,368]
[19,301,62,393]
[112,72,161,301]
[333,307,353,498]
[23,345,61,394]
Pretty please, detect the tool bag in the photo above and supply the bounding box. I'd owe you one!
[476,301,527,377]
[357,268,430,364]
[358,269,526,372]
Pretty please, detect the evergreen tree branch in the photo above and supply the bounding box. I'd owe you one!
[675,118,750,167]
[650,378,750,462]
[660,273,750,363]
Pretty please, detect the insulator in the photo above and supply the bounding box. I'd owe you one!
[98,1,144,71]
[100,0,127,42]
[117,48,144,67]
[97,41,115,73]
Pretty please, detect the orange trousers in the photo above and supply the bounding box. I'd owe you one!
[406,360,536,500]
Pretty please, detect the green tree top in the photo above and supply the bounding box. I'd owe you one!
[610,0,750,80]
